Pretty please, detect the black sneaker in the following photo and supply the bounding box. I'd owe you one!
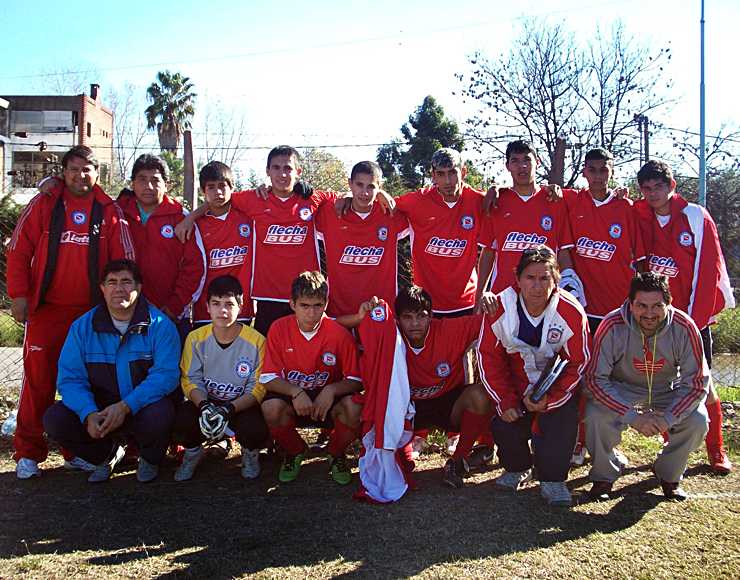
[466,444,495,472]
[588,481,613,501]
[652,464,688,501]
[443,456,469,489]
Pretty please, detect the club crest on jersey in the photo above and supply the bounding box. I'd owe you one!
[322,352,337,366]
[235,360,253,378]
[238,223,251,238]
[424,237,467,257]
[71,211,87,225]
[377,226,388,241]
[370,306,386,322]
[546,326,563,344]
[679,231,694,247]
[502,232,547,252]
[541,215,553,231]
[298,207,312,221]
[436,362,451,377]
[160,224,174,238]
[609,224,623,239]
[461,214,475,230]
[265,224,308,244]
[648,254,678,277]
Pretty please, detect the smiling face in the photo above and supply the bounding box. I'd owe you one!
[62,155,98,198]
[640,178,675,216]
[431,165,466,200]
[582,159,613,199]
[101,269,141,320]
[630,290,669,336]
[395,309,432,349]
[267,154,302,198]
[290,294,327,333]
[132,169,167,213]
[506,151,539,190]
[517,262,557,317]
[348,172,381,213]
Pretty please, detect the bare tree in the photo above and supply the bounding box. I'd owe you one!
[107,81,151,183]
[31,58,104,96]
[198,97,254,168]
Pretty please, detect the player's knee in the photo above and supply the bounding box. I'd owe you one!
[261,399,290,427]
[336,396,362,426]
[466,384,493,413]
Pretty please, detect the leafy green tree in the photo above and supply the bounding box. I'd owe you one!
[378,95,465,190]
[145,71,197,154]
[300,148,348,192]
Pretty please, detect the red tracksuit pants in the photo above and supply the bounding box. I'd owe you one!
[13,303,89,463]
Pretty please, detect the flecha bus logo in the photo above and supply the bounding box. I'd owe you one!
[575,237,616,261]
[501,232,547,252]
[339,245,384,265]
[209,246,249,267]
[264,224,308,244]
[424,237,467,257]
[648,254,678,277]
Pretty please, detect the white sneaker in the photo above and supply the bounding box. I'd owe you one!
[540,481,573,507]
[614,447,629,470]
[64,456,96,472]
[494,469,533,491]
[241,447,260,479]
[88,444,126,483]
[174,447,203,482]
[411,436,428,460]
[446,434,459,456]
[136,456,158,483]
[16,458,39,479]
[570,441,587,466]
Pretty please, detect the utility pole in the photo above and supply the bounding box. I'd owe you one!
[183,130,196,210]
[634,114,649,165]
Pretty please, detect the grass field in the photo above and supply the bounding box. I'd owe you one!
[1,409,739,580]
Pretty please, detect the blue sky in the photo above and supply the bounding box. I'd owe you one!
[1,0,737,183]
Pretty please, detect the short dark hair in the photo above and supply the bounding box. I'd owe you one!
[505,140,538,163]
[431,148,463,170]
[199,161,234,190]
[206,275,243,306]
[62,145,99,170]
[131,154,170,183]
[584,148,614,166]
[100,259,142,286]
[515,245,561,284]
[350,161,383,182]
[637,159,673,187]
[267,146,301,169]
[394,285,433,316]
[291,271,327,303]
[629,271,672,304]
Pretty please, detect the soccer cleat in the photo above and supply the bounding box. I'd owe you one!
[174,447,204,482]
[411,435,428,459]
[443,456,469,488]
[279,445,307,483]
[15,458,39,480]
[466,444,495,472]
[570,441,587,466]
[540,481,573,507]
[327,453,352,485]
[588,481,614,501]
[494,469,533,492]
[88,443,126,483]
[241,448,260,480]
[614,447,629,471]
[136,456,158,483]
[445,434,459,456]
[64,456,96,472]
[652,464,688,501]
[708,445,732,474]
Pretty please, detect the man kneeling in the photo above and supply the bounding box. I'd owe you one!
[173,275,269,481]
[260,271,363,485]
[44,260,180,483]
[584,272,709,501]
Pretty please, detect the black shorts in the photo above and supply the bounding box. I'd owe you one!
[412,384,469,432]
[433,308,474,320]
[262,389,346,429]
[587,316,602,338]
[701,326,713,369]
[254,300,294,337]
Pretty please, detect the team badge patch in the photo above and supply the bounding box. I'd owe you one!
[238,223,251,238]
[370,306,386,322]
[298,207,312,221]
[160,224,174,238]
[679,231,694,247]
[377,226,388,241]
[236,360,252,378]
[541,215,553,231]
[609,224,623,239]
[322,352,337,366]
[546,327,563,344]
[461,214,475,230]
[71,211,87,225]
[436,362,451,378]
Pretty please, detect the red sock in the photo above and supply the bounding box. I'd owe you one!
[326,419,361,456]
[396,442,415,473]
[477,428,495,448]
[268,418,305,456]
[454,410,493,460]
[705,398,724,449]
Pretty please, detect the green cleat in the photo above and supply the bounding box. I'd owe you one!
[279,445,307,483]
[327,453,352,485]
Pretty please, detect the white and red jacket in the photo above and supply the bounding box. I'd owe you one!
[116,191,206,320]
[477,285,590,415]
[634,194,734,330]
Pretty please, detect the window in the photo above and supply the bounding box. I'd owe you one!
[11,110,74,133]
[11,151,61,188]
[86,122,91,138]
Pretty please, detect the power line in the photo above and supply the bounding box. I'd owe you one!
[0,0,639,81]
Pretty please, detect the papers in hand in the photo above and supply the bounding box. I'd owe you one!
[526,354,568,403]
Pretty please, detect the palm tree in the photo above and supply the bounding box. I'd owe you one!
[145,71,196,154]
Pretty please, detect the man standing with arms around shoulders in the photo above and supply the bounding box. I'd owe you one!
[584,272,710,500]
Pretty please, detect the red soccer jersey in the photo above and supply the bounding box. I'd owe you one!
[395,185,485,313]
[403,315,482,401]
[564,189,646,318]
[315,201,409,318]
[261,315,361,391]
[193,208,255,323]
[481,187,574,294]
[231,190,337,302]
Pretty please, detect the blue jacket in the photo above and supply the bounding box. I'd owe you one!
[57,297,180,423]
